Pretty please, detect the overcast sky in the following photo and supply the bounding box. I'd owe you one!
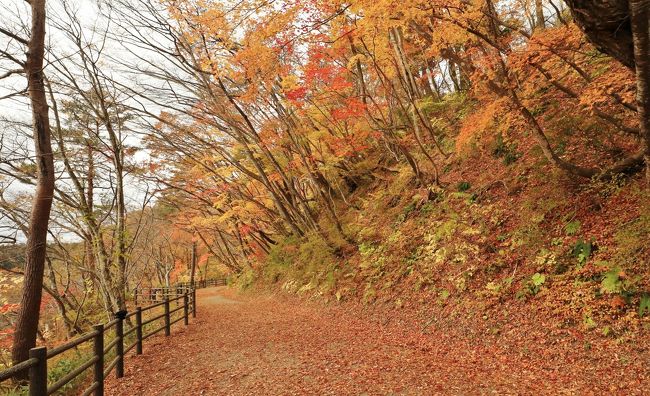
[0,0,167,243]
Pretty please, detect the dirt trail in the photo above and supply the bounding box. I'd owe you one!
[104,287,647,395]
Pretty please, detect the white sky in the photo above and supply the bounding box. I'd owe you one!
[0,0,167,243]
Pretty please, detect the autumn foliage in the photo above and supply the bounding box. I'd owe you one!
[131,0,650,355]
[1,0,649,388]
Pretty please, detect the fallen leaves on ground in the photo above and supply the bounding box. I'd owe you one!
[104,287,649,395]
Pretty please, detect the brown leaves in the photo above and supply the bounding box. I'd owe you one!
[104,287,650,395]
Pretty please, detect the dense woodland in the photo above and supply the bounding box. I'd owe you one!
[0,0,649,389]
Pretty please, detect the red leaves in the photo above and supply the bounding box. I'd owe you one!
[305,63,337,85]
[330,75,353,91]
[0,303,19,314]
[303,44,351,90]
[0,327,14,348]
[40,294,52,310]
[328,136,369,157]
[284,86,308,102]
[330,98,366,121]
[238,224,254,236]
[325,127,376,157]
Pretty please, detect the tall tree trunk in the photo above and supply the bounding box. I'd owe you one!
[348,35,368,104]
[548,0,567,25]
[564,0,634,68]
[190,241,197,287]
[12,0,55,372]
[535,0,545,29]
[630,0,650,183]
[98,101,128,311]
[114,158,127,311]
[85,142,95,271]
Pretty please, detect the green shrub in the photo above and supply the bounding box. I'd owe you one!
[564,220,581,236]
[571,239,593,267]
[492,133,521,165]
[516,273,546,299]
[457,181,471,192]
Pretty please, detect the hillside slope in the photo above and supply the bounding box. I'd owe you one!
[246,97,650,360]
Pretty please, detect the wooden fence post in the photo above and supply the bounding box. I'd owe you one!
[115,311,127,378]
[135,307,143,355]
[183,293,189,326]
[93,324,104,396]
[192,288,197,318]
[164,298,171,336]
[28,346,47,396]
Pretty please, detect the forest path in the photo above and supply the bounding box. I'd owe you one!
[104,287,643,395]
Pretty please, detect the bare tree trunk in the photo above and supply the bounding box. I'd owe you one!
[202,257,209,282]
[535,0,545,29]
[548,0,567,25]
[630,0,650,183]
[85,142,95,270]
[348,35,368,104]
[12,0,55,372]
[114,155,128,310]
[190,241,197,287]
[45,257,82,336]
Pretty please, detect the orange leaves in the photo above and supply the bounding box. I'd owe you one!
[457,99,506,152]
[330,98,366,121]
[170,259,186,282]
[579,63,636,110]
[198,253,210,265]
[330,75,354,91]
[325,128,376,157]
[610,295,628,310]
[267,172,283,183]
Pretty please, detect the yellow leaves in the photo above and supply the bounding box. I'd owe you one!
[428,24,469,56]
[280,74,300,91]
[346,54,367,70]
[212,199,262,226]
[216,208,238,224]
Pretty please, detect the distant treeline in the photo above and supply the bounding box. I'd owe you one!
[0,244,25,270]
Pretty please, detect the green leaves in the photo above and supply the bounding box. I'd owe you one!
[639,295,650,318]
[516,272,546,299]
[564,220,581,236]
[531,273,546,288]
[571,239,593,267]
[457,181,471,192]
[600,266,622,294]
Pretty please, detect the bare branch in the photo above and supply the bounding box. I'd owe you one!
[0,27,29,45]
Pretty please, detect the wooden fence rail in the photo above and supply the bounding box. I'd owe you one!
[0,278,226,395]
[133,278,226,306]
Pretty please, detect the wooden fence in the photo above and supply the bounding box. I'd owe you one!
[133,278,226,306]
[0,278,226,395]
